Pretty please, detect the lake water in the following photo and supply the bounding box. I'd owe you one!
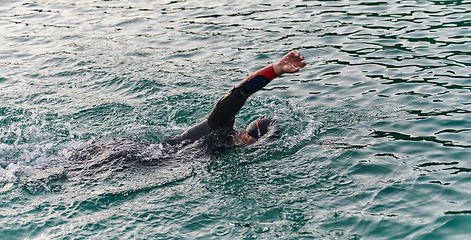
[2,0,471,239]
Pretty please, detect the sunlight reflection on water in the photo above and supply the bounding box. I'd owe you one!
[1,0,471,239]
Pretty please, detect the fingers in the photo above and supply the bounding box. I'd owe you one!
[290,50,303,59]
[275,50,307,75]
[288,51,306,65]
[291,51,306,67]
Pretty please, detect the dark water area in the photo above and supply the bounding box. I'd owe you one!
[2,0,471,239]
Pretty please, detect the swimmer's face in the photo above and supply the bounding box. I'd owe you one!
[234,130,257,146]
[242,131,257,145]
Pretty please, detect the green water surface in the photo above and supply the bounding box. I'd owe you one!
[1,0,471,239]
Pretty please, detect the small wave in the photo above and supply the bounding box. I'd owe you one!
[288,117,323,145]
[65,138,167,178]
[0,137,197,195]
[0,163,22,193]
[0,161,66,194]
[283,111,323,149]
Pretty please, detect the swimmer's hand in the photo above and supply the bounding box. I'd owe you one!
[273,50,307,76]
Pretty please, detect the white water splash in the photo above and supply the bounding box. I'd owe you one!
[284,116,323,149]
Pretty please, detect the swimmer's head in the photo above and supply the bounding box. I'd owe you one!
[245,117,281,140]
[234,117,281,146]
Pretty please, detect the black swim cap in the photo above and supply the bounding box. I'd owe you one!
[246,117,274,139]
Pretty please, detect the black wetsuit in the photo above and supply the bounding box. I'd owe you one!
[166,65,278,149]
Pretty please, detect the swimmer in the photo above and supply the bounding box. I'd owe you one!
[166,50,306,149]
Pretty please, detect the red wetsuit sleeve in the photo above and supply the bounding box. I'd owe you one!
[247,65,278,82]
[207,65,279,130]
[234,64,279,96]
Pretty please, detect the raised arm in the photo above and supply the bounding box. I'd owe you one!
[273,50,307,76]
[235,50,307,96]
[207,51,306,130]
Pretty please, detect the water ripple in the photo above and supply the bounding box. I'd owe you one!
[2,0,471,239]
